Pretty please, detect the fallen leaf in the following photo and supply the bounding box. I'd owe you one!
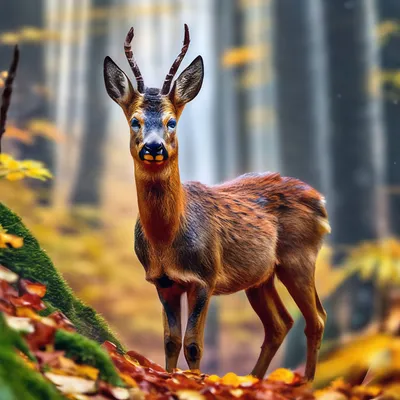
[9,293,46,310]
[48,311,76,332]
[5,316,35,333]
[20,279,47,297]
[268,368,296,385]
[44,372,96,394]
[0,265,18,283]
[176,389,206,400]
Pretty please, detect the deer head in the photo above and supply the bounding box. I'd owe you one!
[103,25,203,174]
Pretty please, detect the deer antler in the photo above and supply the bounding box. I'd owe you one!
[161,24,190,95]
[124,27,145,93]
[0,45,19,154]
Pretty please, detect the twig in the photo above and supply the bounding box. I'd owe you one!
[0,45,20,154]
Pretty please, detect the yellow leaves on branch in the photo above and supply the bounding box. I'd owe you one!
[222,45,267,68]
[345,238,400,287]
[0,27,60,45]
[0,154,52,182]
[377,21,400,45]
[3,119,64,144]
[26,119,65,142]
[0,224,23,249]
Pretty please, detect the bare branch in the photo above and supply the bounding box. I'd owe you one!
[161,24,190,95]
[0,45,20,154]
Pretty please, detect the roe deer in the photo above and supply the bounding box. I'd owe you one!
[103,25,330,381]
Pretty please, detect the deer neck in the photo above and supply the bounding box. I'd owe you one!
[134,162,185,246]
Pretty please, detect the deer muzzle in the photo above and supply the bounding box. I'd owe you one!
[139,140,168,163]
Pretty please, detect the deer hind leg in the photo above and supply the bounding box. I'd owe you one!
[246,277,294,379]
[277,260,327,381]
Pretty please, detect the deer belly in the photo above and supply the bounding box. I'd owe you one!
[214,263,275,295]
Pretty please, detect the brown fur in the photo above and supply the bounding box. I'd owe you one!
[103,35,330,380]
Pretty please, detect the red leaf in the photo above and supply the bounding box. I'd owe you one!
[102,341,119,353]
[26,321,56,350]
[0,299,15,314]
[48,311,76,332]
[127,349,166,372]
[0,280,18,299]
[9,293,46,310]
[35,350,65,367]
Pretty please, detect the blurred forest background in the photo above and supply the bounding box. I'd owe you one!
[1,0,400,382]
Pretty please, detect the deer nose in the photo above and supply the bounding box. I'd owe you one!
[139,141,168,162]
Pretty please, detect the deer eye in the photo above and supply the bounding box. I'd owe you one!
[167,118,176,132]
[131,118,141,132]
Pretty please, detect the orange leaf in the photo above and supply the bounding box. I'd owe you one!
[20,279,47,298]
[268,368,296,385]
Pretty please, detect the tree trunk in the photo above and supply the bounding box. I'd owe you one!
[378,0,400,237]
[273,0,329,368]
[273,0,328,192]
[70,0,111,207]
[324,0,384,333]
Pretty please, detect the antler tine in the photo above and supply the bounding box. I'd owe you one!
[124,27,145,93]
[161,24,190,95]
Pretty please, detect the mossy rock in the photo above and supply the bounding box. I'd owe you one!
[0,202,124,351]
[0,313,65,400]
[0,202,126,393]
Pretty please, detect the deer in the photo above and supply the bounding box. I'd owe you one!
[103,25,330,381]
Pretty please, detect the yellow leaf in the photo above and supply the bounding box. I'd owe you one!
[6,171,25,181]
[176,390,205,400]
[221,372,241,386]
[0,32,20,45]
[27,119,65,142]
[205,374,219,383]
[4,125,33,144]
[222,45,267,67]
[74,364,99,381]
[268,368,296,384]
[0,232,23,248]
[352,385,381,396]
[0,154,12,163]
[20,160,44,169]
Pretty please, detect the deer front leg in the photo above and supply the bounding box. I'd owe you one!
[157,285,185,372]
[184,284,211,371]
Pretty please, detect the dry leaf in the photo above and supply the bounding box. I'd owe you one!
[44,372,96,394]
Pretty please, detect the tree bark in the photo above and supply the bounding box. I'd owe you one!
[70,0,111,206]
[324,0,383,334]
[273,0,329,368]
[273,0,329,192]
[378,0,400,236]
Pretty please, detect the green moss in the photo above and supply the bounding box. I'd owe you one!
[55,330,123,387]
[0,202,124,352]
[0,348,66,400]
[0,315,64,400]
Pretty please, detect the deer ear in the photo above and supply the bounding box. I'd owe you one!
[104,56,136,106]
[170,56,204,108]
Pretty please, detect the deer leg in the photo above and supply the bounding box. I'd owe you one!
[277,264,327,381]
[246,278,294,379]
[183,284,211,371]
[157,285,185,372]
